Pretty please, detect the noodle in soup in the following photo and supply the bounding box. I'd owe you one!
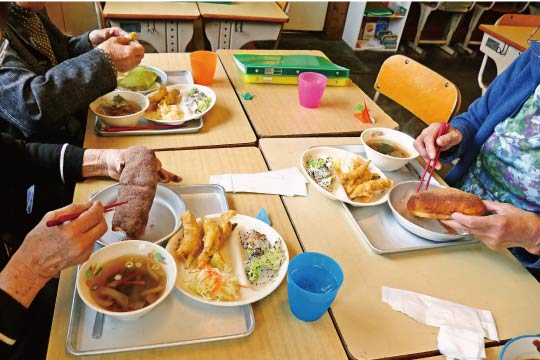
[86,254,167,312]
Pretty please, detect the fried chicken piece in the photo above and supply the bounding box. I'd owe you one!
[175,210,203,268]
[147,85,167,111]
[162,88,180,105]
[197,217,220,269]
[350,178,394,202]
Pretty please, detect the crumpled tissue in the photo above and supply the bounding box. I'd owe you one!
[382,286,498,360]
[210,167,307,196]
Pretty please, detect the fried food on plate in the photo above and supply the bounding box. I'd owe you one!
[174,210,203,267]
[145,85,182,120]
[407,187,486,220]
[197,210,237,269]
[333,158,393,202]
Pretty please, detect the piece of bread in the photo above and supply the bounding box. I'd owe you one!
[407,187,486,220]
[112,146,158,239]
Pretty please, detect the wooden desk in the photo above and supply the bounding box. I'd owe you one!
[477,25,533,93]
[259,137,540,359]
[218,49,399,137]
[427,345,503,360]
[197,2,288,51]
[46,147,346,360]
[84,53,256,150]
[103,2,200,52]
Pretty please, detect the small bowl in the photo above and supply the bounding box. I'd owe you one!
[499,334,540,360]
[89,90,149,127]
[77,240,177,320]
[387,181,467,242]
[117,65,168,95]
[361,127,419,171]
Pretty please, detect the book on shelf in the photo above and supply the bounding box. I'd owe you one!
[233,54,350,78]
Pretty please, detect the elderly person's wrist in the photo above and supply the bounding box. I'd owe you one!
[82,149,108,178]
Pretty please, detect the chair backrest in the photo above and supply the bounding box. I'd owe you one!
[373,55,461,125]
[497,13,540,27]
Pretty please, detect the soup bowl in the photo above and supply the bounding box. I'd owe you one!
[89,90,149,127]
[498,334,540,360]
[360,127,419,171]
[77,240,177,320]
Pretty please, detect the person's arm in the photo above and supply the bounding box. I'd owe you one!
[0,47,117,139]
[0,202,107,353]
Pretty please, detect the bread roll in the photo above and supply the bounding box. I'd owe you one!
[407,187,486,220]
[112,146,158,239]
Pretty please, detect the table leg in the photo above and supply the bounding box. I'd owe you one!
[178,20,194,52]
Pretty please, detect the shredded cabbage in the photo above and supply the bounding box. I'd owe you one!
[187,267,240,301]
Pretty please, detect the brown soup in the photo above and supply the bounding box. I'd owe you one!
[96,95,141,117]
[366,139,410,158]
[86,254,166,312]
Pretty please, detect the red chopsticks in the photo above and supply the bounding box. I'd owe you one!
[104,124,187,132]
[46,201,128,227]
[416,123,451,192]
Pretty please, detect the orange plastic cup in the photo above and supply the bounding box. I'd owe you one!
[190,50,217,85]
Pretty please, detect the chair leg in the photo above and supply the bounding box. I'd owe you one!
[457,7,486,55]
[408,4,432,55]
[477,54,489,94]
[438,12,465,55]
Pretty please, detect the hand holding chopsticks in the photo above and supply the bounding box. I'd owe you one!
[416,123,451,192]
[46,201,128,227]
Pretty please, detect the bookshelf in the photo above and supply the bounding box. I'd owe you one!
[342,1,410,52]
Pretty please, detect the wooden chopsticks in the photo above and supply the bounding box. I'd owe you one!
[416,123,451,192]
[46,201,128,227]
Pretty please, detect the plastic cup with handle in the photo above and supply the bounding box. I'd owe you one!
[287,252,344,322]
[298,72,328,108]
[190,50,217,85]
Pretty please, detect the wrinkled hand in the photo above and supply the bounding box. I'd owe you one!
[82,148,182,183]
[414,122,462,170]
[19,202,107,279]
[441,200,540,255]
[89,27,128,47]
[97,36,144,73]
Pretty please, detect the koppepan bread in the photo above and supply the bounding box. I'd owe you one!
[407,187,486,220]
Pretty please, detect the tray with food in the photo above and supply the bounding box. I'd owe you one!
[93,116,203,136]
[165,211,289,306]
[320,145,478,254]
[66,184,255,356]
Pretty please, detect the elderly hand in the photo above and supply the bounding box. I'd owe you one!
[414,122,462,170]
[97,36,144,73]
[82,148,182,183]
[89,27,129,47]
[0,202,107,307]
[442,200,540,255]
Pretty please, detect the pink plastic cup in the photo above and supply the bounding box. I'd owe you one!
[298,72,328,108]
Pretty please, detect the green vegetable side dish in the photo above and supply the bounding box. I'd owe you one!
[305,156,334,192]
[118,67,159,91]
[100,95,129,109]
[186,88,212,114]
[240,230,285,286]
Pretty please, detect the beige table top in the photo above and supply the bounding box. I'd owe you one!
[84,53,256,150]
[103,2,200,20]
[259,137,540,359]
[197,2,288,23]
[479,24,533,52]
[47,147,346,360]
[218,49,399,137]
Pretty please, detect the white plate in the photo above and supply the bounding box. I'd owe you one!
[387,181,468,242]
[165,214,289,307]
[300,146,391,207]
[116,65,168,95]
[89,184,186,246]
[144,84,216,125]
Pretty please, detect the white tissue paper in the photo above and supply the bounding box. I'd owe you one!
[382,286,498,360]
[209,167,308,197]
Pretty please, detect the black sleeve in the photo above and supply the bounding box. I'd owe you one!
[0,289,29,356]
[0,133,84,186]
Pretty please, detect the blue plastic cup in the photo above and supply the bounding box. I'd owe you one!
[287,252,344,322]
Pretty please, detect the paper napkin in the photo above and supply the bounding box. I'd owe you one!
[209,167,308,197]
[382,286,498,360]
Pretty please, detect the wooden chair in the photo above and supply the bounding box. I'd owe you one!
[373,55,461,130]
[408,2,475,55]
[458,2,530,54]
[477,13,540,93]
[273,2,290,49]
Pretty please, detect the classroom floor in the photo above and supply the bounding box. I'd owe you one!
[256,31,498,138]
